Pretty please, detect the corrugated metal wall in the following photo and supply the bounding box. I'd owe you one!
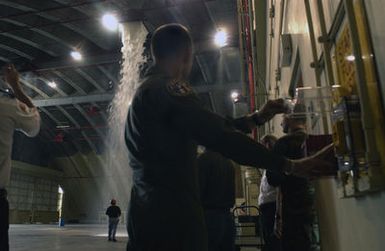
[7,162,61,224]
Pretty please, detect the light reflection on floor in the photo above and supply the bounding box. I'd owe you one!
[9,224,259,251]
[9,224,128,251]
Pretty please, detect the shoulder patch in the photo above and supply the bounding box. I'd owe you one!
[166,79,194,96]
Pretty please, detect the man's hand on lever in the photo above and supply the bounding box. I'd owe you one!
[231,99,288,135]
[250,99,288,126]
[285,144,337,179]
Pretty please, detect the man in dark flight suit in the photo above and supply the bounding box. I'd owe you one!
[198,149,236,251]
[125,24,335,251]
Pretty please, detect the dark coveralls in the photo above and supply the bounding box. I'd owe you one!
[267,129,313,251]
[125,66,288,251]
[198,150,236,251]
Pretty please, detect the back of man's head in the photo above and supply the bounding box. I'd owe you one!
[111,199,116,205]
[151,24,192,61]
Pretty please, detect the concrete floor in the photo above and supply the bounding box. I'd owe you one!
[9,224,258,251]
[9,224,128,251]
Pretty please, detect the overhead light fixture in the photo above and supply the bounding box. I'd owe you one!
[231,91,244,103]
[214,29,228,48]
[56,125,70,129]
[346,55,355,62]
[231,91,239,100]
[48,81,57,88]
[102,13,119,31]
[71,51,82,61]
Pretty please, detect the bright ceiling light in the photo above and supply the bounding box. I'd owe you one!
[346,55,355,62]
[71,51,82,61]
[48,81,57,88]
[214,29,228,48]
[102,13,119,31]
[231,91,239,100]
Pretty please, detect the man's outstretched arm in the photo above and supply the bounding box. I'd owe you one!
[231,99,288,134]
[162,82,336,178]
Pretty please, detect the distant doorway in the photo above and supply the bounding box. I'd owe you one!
[57,186,64,220]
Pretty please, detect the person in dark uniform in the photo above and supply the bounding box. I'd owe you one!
[106,199,122,242]
[198,148,236,251]
[124,24,335,251]
[267,104,313,251]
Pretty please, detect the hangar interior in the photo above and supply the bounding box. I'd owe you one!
[1,0,385,250]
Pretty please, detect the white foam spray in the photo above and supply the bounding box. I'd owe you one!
[104,22,148,215]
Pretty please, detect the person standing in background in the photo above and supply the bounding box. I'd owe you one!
[106,199,121,242]
[258,135,281,251]
[0,64,41,251]
[267,104,313,251]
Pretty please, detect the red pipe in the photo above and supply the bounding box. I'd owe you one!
[241,0,257,139]
[242,0,256,113]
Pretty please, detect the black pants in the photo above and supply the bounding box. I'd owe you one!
[281,212,312,251]
[260,202,281,251]
[126,187,208,251]
[0,189,9,251]
[108,217,119,240]
[204,209,235,251]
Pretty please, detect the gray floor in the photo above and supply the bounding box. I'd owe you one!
[9,224,128,251]
[9,224,258,251]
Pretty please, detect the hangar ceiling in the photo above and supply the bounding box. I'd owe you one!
[0,0,242,161]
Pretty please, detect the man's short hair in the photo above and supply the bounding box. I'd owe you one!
[151,24,192,60]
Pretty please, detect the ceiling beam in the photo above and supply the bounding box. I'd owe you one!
[56,106,98,153]
[51,70,87,94]
[0,0,112,50]
[0,33,58,57]
[39,107,89,154]
[0,44,34,60]
[49,69,108,120]
[22,76,99,152]
[75,69,106,92]
[196,54,213,83]
[33,93,113,107]
[0,17,119,89]
[97,66,119,86]
[22,52,121,72]
[31,81,241,107]
[18,45,236,73]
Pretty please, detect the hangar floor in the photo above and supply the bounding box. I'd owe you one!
[9,224,259,251]
[9,224,128,251]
